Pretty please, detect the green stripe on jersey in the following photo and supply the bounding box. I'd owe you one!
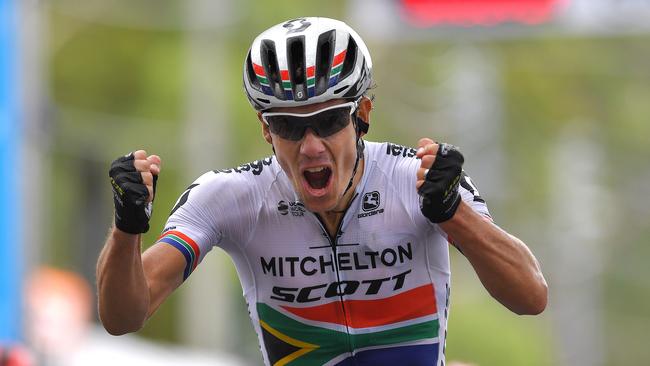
[167,234,196,268]
[257,303,439,365]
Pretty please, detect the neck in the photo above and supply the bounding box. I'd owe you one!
[319,157,364,237]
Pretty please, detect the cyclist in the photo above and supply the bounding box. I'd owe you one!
[97,17,547,366]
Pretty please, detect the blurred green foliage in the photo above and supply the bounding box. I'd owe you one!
[44,1,650,365]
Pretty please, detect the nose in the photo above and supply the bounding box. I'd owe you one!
[299,128,326,157]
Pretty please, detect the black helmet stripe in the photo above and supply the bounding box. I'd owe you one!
[339,35,358,81]
[314,30,336,96]
[245,51,261,91]
[260,40,285,100]
[286,36,308,101]
[343,58,369,99]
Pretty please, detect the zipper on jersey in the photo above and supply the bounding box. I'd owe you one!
[312,193,359,363]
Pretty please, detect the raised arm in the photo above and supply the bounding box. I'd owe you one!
[415,138,547,315]
[439,202,547,314]
[96,150,185,335]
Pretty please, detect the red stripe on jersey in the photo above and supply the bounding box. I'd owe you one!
[161,230,201,270]
[281,284,437,329]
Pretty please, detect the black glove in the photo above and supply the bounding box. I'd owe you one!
[109,152,157,234]
[418,143,464,223]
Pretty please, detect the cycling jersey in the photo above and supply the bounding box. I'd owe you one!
[160,141,490,366]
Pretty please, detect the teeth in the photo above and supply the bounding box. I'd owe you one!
[305,167,326,173]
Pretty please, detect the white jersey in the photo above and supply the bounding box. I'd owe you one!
[160,141,490,366]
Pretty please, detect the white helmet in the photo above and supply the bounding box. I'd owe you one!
[243,17,373,111]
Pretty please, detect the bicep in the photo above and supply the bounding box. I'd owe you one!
[142,242,186,318]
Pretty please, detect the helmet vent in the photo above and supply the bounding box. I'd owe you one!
[315,30,335,96]
[333,85,349,94]
[260,40,285,100]
[287,36,307,101]
[339,36,358,81]
[343,59,369,98]
[256,98,270,104]
[245,51,261,90]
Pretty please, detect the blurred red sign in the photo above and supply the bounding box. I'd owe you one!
[400,0,564,27]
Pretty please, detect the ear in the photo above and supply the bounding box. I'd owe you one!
[258,112,273,144]
[356,96,373,138]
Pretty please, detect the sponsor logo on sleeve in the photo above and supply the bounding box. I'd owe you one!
[385,143,417,159]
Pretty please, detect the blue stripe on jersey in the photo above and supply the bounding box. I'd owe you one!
[335,343,439,366]
[159,236,192,280]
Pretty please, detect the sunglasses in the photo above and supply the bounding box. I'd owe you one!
[261,101,358,141]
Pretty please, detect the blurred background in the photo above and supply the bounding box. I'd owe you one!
[2,0,650,365]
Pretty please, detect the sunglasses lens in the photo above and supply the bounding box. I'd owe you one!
[265,105,353,141]
[312,107,352,137]
[266,115,305,141]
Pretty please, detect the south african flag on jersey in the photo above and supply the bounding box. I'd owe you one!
[257,284,441,366]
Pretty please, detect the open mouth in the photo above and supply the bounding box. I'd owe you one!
[303,166,332,190]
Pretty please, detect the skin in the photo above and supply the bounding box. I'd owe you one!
[97,150,187,335]
[97,98,547,336]
[258,97,372,236]
[416,138,547,314]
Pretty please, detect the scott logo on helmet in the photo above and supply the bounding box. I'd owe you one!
[283,18,311,34]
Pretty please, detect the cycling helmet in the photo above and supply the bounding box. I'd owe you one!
[243,17,373,111]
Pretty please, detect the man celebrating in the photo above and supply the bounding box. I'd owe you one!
[97,17,547,366]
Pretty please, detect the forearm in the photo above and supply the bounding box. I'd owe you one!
[440,202,548,315]
[96,226,151,335]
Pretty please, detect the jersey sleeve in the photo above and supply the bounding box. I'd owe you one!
[458,171,491,221]
[384,143,491,227]
[158,170,259,280]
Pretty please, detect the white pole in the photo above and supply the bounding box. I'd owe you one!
[442,45,506,201]
[19,0,48,302]
[548,124,606,366]
[181,0,235,351]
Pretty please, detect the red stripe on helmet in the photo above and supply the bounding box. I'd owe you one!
[332,49,347,66]
[252,63,266,76]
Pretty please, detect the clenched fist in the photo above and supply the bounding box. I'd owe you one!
[415,138,464,223]
[109,150,161,234]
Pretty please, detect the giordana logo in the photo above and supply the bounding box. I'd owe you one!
[359,191,384,219]
[362,191,380,211]
[278,200,305,217]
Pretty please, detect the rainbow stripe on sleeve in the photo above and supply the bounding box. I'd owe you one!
[158,230,201,280]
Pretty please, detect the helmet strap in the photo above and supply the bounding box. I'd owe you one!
[340,112,366,198]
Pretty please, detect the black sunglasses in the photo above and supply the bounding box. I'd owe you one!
[261,101,358,141]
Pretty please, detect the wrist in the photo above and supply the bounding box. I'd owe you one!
[114,207,151,234]
[112,223,142,241]
[438,202,489,244]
